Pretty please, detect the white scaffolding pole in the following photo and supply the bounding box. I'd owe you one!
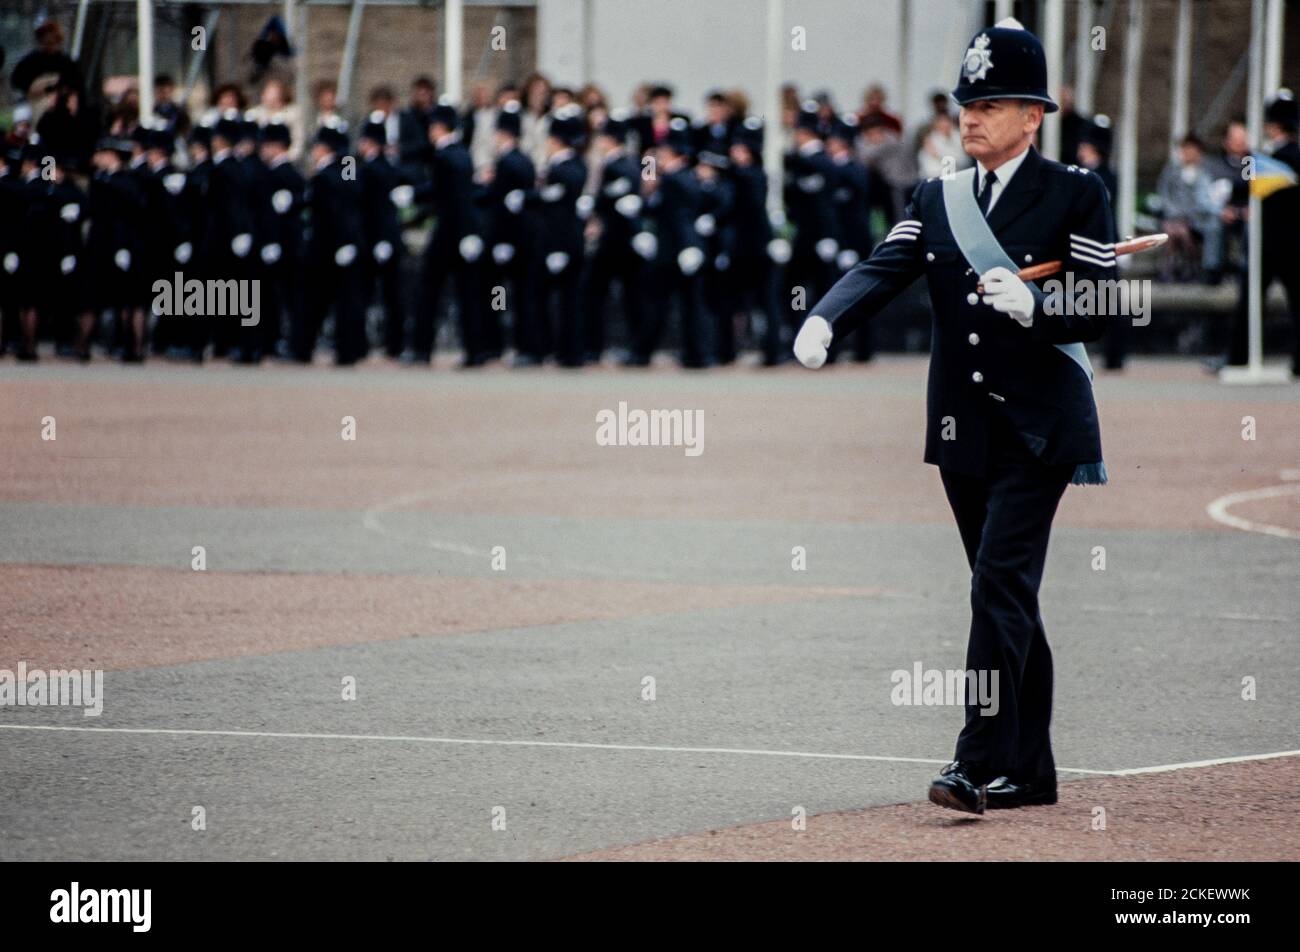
[1116,0,1143,243]
[1263,0,1285,94]
[764,0,784,214]
[138,0,155,122]
[1169,0,1192,157]
[445,0,464,104]
[1220,0,1289,384]
[898,0,910,125]
[1075,0,1096,115]
[1042,0,1065,160]
[71,0,91,60]
[337,0,366,110]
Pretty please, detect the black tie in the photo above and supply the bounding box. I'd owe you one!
[976,170,997,217]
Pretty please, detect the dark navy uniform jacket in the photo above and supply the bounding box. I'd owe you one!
[811,146,1117,477]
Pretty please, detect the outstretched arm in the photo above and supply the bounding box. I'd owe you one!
[794,186,927,368]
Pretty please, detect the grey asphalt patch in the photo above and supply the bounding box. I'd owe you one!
[1,583,1295,860]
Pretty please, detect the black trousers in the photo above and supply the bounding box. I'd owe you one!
[1228,255,1300,374]
[581,240,644,359]
[414,235,481,361]
[635,260,713,367]
[939,410,1073,783]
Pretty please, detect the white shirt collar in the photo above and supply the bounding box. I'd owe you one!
[977,143,1030,191]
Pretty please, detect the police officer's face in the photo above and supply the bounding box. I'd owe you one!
[959,99,1042,164]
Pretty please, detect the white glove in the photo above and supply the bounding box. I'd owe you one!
[3,252,18,274]
[631,231,657,260]
[174,241,192,264]
[677,246,704,276]
[979,266,1034,327]
[459,234,484,262]
[615,194,642,218]
[545,251,570,274]
[767,238,792,264]
[815,237,839,262]
[335,244,357,267]
[576,194,595,220]
[374,240,394,263]
[114,248,132,271]
[60,254,76,275]
[60,203,80,223]
[164,173,186,196]
[492,243,515,265]
[231,233,253,258]
[389,184,415,210]
[836,248,860,271]
[694,213,716,237]
[261,242,282,264]
[504,189,525,214]
[793,315,833,369]
[272,188,294,214]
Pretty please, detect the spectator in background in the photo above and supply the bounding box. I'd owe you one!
[465,81,499,171]
[858,84,902,135]
[153,74,191,137]
[398,76,436,183]
[1156,133,1221,282]
[1203,118,1250,282]
[312,80,341,131]
[34,83,97,171]
[367,86,400,160]
[521,72,553,168]
[247,78,301,161]
[10,19,84,112]
[201,83,247,127]
[5,103,34,150]
[1056,85,1087,165]
[858,113,911,224]
[910,90,953,166]
[916,109,965,179]
[250,16,294,85]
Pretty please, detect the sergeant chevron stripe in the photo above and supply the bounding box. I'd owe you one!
[886,220,921,242]
[1070,232,1116,267]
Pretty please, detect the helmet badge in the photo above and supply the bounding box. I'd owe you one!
[963,34,994,83]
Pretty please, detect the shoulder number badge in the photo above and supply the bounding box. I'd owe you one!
[963,34,994,83]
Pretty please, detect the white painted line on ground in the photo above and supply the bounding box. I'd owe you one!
[1206,483,1300,540]
[12,723,1293,777]
[1105,749,1300,776]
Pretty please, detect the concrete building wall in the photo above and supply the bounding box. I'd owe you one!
[537,0,981,125]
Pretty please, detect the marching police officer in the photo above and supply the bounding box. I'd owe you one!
[87,136,147,362]
[204,112,257,359]
[582,109,646,364]
[11,140,50,360]
[628,117,713,367]
[532,104,588,367]
[299,121,368,365]
[180,123,214,361]
[693,148,738,363]
[794,19,1116,814]
[783,102,840,363]
[410,99,485,366]
[28,150,92,360]
[259,120,306,361]
[0,144,27,358]
[357,111,409,359]
[726,118,781,365]
[139,126,191,357]
[826,114,877,362]
[480,100,537,364]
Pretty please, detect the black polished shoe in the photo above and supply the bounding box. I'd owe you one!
[985,776,1058,809]
[928,761,988,815]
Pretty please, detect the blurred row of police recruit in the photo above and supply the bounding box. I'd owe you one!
[1,14,1298,371]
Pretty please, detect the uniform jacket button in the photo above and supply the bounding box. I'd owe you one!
[968,332,980,345]
[971,371,984,383]
[1024,253,1033,263]
[966,292,979,306]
